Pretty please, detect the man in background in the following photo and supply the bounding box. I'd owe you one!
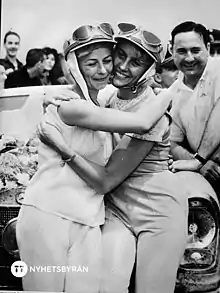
[169,21,220,194]
[5,48,47,88]
[154,44,179,89]
[0,31,23,75]
[209,28,220,57]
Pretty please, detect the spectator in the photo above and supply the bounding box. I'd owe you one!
[41,47,66,85]
[5,48,47,88]
[154,43,179,89]
[209,28,220,57]
[52,53,68,85]
[0,31,23,75]
[167,21,220,195]
[0,65,7,90]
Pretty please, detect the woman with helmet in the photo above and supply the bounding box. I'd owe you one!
[16,23,172,293]
[40,23,188,293]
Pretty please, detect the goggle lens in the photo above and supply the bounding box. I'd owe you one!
[72,23,114,42]
[118,23,137,33]
[142,31,161,46]
[99,23,114,36]
[72,25,92,41]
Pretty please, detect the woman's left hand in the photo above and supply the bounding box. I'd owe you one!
[169,158,202,173]
[43,85,79,108]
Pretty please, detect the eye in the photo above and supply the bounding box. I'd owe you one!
[86,62,97,67]
[177,49,186,55]
[117,50,125,60]
[191,48,201,54]
[103,57,112,64]
[131,60,141,67]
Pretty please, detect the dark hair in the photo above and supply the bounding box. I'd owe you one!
[26,48,45,68]
[171,21,210,48]
[4,31,20,44]
[42,47,59,63]
[156,59,178,74]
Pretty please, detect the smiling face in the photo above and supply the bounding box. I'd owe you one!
[112,40,154,88]
[4,34,20,58]
[44,53,56,71]
[172,31,209,81]
[77,45,113,91]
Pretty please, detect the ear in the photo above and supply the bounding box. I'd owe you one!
[154,73,162,84]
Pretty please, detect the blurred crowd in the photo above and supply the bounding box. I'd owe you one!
[0,31,68,90]
[1,28,220,92]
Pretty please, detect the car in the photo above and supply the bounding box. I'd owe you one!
[175,172,220,293]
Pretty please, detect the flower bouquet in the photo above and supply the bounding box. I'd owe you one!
[0,134,39,204]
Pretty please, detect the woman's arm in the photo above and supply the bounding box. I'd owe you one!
[58,89,172,134]
[37,120,153,194]
[68,136,154,194]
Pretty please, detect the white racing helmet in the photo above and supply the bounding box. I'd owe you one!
[114,23,164,91]
[62,23,116,101]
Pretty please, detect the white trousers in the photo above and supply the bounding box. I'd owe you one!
[16,205,102,293]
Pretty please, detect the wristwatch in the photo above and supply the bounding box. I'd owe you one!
[193,153,207,165]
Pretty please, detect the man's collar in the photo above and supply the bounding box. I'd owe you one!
[199,57,212,81]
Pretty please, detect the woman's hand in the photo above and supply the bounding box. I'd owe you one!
[169,158,202,173]
[37,119,75,160]
[43,85,79,108]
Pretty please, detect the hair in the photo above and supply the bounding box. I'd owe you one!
[156,59,178,74]
[42,47,59,63]
[75,42,114,60]
[4,31,20,44]
[50,53,68,85]
[26,48,45,68]
[171,21,210,48]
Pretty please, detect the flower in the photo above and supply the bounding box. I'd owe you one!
[0,135,39,191]
[4,180,18,190]
[15,173,30,186]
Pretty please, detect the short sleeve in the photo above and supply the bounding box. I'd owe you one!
[125,115,169,142]
[170,105,185,142]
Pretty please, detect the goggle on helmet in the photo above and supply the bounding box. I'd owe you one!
[63,23,116,59]
[115,23,163,63]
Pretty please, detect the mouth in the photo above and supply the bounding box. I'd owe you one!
[114,71,129,79]
[93,77,109,82]
[183,63,197,70]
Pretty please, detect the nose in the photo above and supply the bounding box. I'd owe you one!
[185,51,194,62]
[98,63,107,74]
[119,59,129,71]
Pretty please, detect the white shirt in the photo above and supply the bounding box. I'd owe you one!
[170,57,220,151]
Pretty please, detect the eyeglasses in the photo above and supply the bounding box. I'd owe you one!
[117,23,162,55]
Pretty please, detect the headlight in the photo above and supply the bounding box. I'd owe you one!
[180,198,218,269]
[1,217,19,259]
